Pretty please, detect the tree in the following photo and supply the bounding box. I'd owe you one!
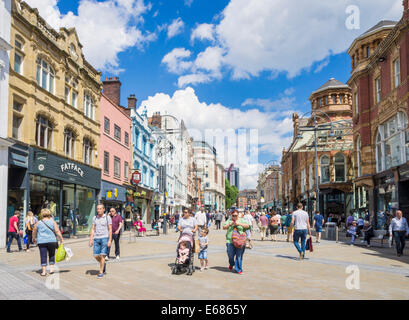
[225,179,239,209]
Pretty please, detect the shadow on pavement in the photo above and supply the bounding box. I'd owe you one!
[275,254,299,261]
[85,270,99,276]
[210,266,231,273]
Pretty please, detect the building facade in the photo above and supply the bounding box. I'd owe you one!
[281,78,354,220]
[225,164,240,190]
[0,0,12,248]
[7,0,102,236]
[99,79,132,215]
[348,4,409,221]
[238,189,257,211]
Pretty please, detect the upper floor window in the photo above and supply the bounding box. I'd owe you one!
[376,112,409,172]
[104,151,109,174]
[114,157,121,178]
[84,94,95,120]
[35,116,53,149]
[357,136,362,178]
[83,138,93,165]
[114,125,121,142]
[334,153,346,182]
[332,94,337,104]
[14,37,24,75]
[125,132,129,147]
[339,94,345,104]
[36,58,54,93]
[394,58,401,88]
[320,155,330,183]
[104,117,110,134]
[64,129,75,158]
[124,162,129,181]
[354,92,359,115]
[375,77,381,103]
[366,46,370,58]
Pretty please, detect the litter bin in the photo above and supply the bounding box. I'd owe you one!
[325,222,337,241]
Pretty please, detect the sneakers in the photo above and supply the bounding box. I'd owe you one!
[238,271,243,275]
[228,265,233,271]
[115,256,120,260]
[105,256,109,261]
[97,273,105,279]
[299,252,304,260]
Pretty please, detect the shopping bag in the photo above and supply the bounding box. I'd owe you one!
[194,239,200,253]
[306,238,310,251]
[24,235,28,245]
[64,247,73,261]
[308,237,313,252]
[55,244,67,263]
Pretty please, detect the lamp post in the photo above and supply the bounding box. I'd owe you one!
[152,114,180,235]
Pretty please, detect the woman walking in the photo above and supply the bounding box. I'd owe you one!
[269,211,280,241]
[25,211,36,252]
[32,209,63,276]
[259,212,269,241]
[223,209,249,275]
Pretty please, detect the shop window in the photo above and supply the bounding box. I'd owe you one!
[64,129,75,158]
[104,151,109,174]
[84,94,95,120]
[83,138,93,165]
[114,157,121,178]
[334,153,346,182]
[36,58,55,93]
[35,116,53,149]
[320,155,330,183]
[376,112,408,172]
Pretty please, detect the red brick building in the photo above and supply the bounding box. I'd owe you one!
[348,2,409,220]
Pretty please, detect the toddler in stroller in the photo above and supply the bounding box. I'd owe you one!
[172,232,195,275]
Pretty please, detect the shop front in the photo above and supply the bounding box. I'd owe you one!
[100,180,127,215]
[28,147,101,236]
[132,185,154,225]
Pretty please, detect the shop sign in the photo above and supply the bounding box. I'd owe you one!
[60,162,84,177]
[131,171,141,185]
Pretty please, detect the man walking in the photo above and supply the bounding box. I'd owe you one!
[312,211,324,243]
[89,204,112,279]
[215,211,223,230]
[285,211,293,242]
[291,203,311,260]
[389,210,409,257]
[7,210,22,253]
[195,206,207,234]
[107,208,123,260]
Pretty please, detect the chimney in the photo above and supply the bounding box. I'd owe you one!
[102,77,121,106]
[128,94,137,109]
[149,112,162,129]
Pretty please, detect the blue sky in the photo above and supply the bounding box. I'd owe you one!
[26,0,403,188]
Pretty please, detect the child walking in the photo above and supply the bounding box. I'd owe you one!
[198,228,209,272]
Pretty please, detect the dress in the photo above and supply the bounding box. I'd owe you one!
[133,220,146,232]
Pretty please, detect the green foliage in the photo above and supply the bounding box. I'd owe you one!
[225,179,239,209]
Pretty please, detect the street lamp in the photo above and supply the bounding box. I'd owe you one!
[151,114,180,235]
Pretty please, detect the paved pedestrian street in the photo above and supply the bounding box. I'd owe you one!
[1,228,409,300]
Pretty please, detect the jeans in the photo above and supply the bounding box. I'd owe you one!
[38,242,58,266]
[7,232,22,252]
[216,220,221,230]
[108,233,121,257]
[226,243,245,273]
[293,229,308,254]
[26,230,33,250]
[393,231,406,254]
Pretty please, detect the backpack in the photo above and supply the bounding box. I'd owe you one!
[232,227,246,249]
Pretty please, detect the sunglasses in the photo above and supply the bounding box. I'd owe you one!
[232,215,238,217]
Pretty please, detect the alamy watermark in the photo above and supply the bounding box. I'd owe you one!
[346,5,360,30]
[44,265,60,290]
[345,265,360,290]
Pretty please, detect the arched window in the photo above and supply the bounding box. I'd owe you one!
[357,136,362,177]
[376,112,409,172]
[64,129,75,158]
[334,153,346,182]
[83,138,93,165]
[35,116,53,149]
[320,155,330,183]
[36,58,55,93]
[84,93,95,120]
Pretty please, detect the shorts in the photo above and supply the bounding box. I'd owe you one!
[287,226,294,233]
[315,226,322,233]
[93,237,109,257]
[270,225,279,234]
[198,249,208,260]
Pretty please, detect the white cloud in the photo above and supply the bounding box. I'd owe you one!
[194,46,224,74]
[242,88,297,111]
[25,0,155,72]
[167,17,185,39]
[185,0,194,7]
[139,87,295,188]
[161,48,193,74]
[190,23,215,43]
[177,73,212,87]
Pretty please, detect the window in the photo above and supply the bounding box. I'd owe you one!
[375,77,381,103]
[324,96,328,105]
[125,132,129,146]
[357,136,362,178]
[114,125,121,141]
[394,58,401,88]
[72,91,77,108]
[301,169,306,193]
[143,166,147,185]
[14,39,23,75]
[366,46,370,58]
[114,157,121,178]
[124,162,129,181]
[35,116,53,149]
[83,139,93,165]
[143,136,147,155]
[309,164,313,189]
[13,101,23,112]
[12,115,22,139]
[64,129,75,158]
[104,118,110,134]
[84,94,95,120]
[65,87,70,104]
[135,129,140,150]
[104,152,109,174]
[334,153,346,182]
[354,92,359,115]
[376,112,409,172]
[36,58,54,93]
[339,94,344,104]
[332,94,337,104]
[320,155,330,183]
[150,170,154,188]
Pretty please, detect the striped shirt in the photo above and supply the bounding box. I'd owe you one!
[389,217,409,234]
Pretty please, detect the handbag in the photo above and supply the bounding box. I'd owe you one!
[307,237,313,252]
[232,228,246,249]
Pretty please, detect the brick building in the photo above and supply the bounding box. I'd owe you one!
[348,3,409,220]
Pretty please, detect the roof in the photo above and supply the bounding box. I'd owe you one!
[311,78,349,95]
[360,20,397,38]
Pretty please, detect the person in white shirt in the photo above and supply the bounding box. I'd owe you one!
[195,206,207,234]
[389,210,409,257]
[276,212,282,234]
[291,203,311,260]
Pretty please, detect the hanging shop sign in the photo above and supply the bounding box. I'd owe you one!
[131,171,141,185]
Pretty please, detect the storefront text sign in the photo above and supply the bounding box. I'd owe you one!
[60,162,85,178]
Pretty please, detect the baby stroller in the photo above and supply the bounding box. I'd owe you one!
[171,232,195,276]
